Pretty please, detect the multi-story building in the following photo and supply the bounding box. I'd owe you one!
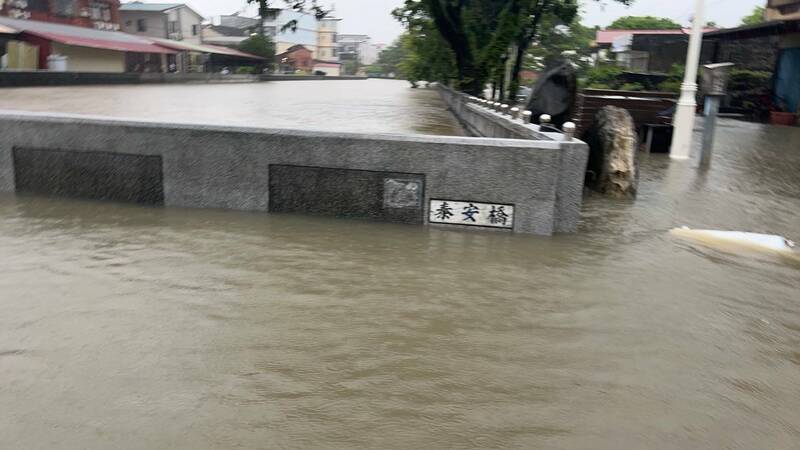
[119,2,203,45]
[0,0,120,30]
[337,33,369,62]
[219,13,259,32]
[316,16,339,62]
[262,8,317,57]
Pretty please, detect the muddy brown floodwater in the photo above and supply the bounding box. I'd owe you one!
[1,80,799,449]
[0,79,464,136]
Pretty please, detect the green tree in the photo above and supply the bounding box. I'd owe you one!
[375,39,406,76]
[608,15,682,29]
[398,28,457,86]
[342,59,361,76]
[239,34,275,60]
[393,0,630,98]
[741,6,766,26]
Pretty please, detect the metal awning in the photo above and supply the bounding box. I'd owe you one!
[0,16,176,54]
[27,30,176,54]
[149,38,264,60]
[0,24,19,34]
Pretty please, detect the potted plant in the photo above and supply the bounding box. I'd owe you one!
[770,98,797,126]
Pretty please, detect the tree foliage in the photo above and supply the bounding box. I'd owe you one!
[607,15,682,30]
[741,6,766,26]
[374,39,406,76]
[239,34,276,60]
[245,0,330,34]
[393,0,630,98]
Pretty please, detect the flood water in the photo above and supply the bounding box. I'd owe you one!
[1,81,800,449]
[0,79,464,136]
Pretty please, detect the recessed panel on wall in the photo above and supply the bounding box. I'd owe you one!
[269,165,425,224]
[13,147,164,205]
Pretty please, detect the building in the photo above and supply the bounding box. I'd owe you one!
[337,33,369,62]
[596,28,717,73]
[262,8,317,57]
[766,0,800,20]
[0,15,175,71]
[200,24,249,48]
[0,0,120,30]
[119,2,203,45]
[218,13,259,32]
[149,37,264,72]
[316,16,339,62]
[276,43,312,73]
[703,1,800,113]
[312,59,340,76]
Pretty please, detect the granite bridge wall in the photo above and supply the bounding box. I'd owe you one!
[0,110,588,234]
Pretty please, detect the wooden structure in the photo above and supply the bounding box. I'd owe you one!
[573,89,678,136]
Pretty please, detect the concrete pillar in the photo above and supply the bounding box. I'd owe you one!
[670,0,706,160]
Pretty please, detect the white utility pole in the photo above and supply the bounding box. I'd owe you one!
[670,0,706,160]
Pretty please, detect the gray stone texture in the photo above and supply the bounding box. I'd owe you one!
[0,109,587,235]
[437,85,589,233]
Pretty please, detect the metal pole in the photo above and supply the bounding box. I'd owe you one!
[700,95,720,167]
[669,0,706,160]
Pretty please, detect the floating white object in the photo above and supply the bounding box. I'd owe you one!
[670,227,796,253]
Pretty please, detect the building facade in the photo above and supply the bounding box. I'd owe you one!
[316,16,338,62]
[766,0,800,20]
[0,15,175,72]
[276,44,312,73]
[262,8,317,57]
[119,2,203,45]
[0,0,120,30]
[337,33,368,62]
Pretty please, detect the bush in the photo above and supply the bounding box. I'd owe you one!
[620,82,644,91]
[584,65,624,89]
[727,69,772,120]
[657,80,682,93]
[235,66,256,75]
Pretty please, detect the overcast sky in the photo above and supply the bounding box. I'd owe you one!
[181,0,765,44]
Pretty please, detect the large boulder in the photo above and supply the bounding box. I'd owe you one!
[581,106,638,197]
[525,61,577,128]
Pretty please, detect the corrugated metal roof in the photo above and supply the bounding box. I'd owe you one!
[595,28,718,44]
[149,37,264,59]
[0,16,176,54]
[119,2,182,12]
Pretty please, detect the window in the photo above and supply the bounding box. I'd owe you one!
[192,24,198,36]
[168,21,178,33]
[137,19,147,32]
[88,2,110,21]
[52,0,75,17]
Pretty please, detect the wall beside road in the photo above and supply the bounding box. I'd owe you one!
[0,110,588,234]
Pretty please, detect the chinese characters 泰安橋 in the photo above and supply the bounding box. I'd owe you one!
[488,206,509,225]
[462,203,480,222]
[434,202,454,220]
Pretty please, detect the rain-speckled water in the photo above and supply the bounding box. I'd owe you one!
[1,81,799,449]
[0,79,464,136]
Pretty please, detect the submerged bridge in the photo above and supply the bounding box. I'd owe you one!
[0,87,588,235]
